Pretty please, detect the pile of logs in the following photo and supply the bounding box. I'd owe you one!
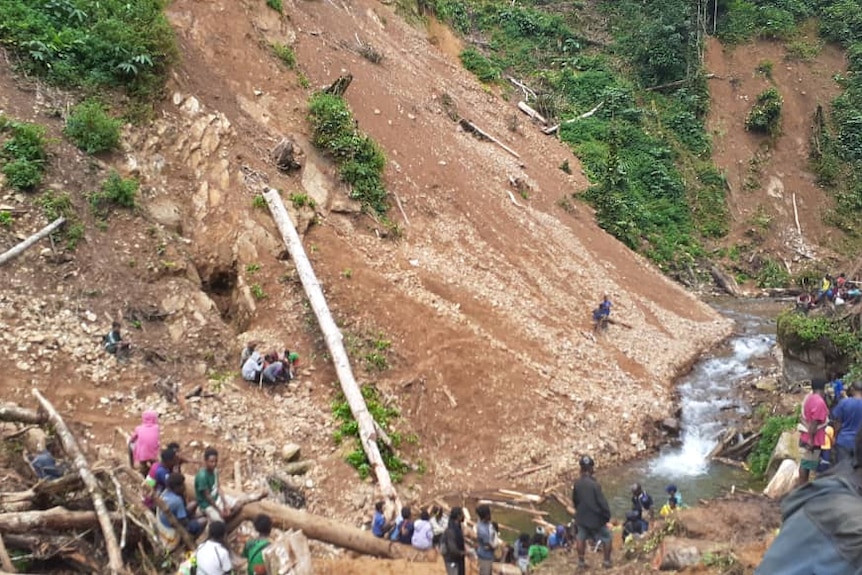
[707,426,761,466]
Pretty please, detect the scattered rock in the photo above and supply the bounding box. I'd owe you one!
[763,458,798,499]
[661,418,680,434]
[281,443,302,462]
[272,137,305,172]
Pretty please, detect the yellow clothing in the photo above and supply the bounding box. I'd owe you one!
[821,277,831,292]
[823,425,834,450]
[659,503,675,517]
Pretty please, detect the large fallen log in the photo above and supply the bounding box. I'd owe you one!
[458,119,521,159]
[32,390,124,574]
[0,403,45,424]
[263,188,399,509]
[238,501,410,559]
[0,473,86,512]
[0,506,119,533]
[0,217,65,267]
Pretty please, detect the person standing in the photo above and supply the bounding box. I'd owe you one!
[475,504,495,575]
[242,513,273,575]
[195,521,233,575]
[630,483,654,532]
[831,381,862,463]
[441,507,467,575]
[129,410,160,476]
[572,455,612,570]
[797,379,830,487]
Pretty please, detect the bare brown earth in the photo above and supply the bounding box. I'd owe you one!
[705,32,847,267]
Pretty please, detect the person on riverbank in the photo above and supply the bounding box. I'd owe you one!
[630,483,654,531]
[242,513,273,575]
[831,381,862,463]
[442,507,467,575]
[572,455,612,570]
[528,531,549,567]
[475,504,496,575]
[194,447,236,522]
[796,379,830,487]
[756,428,862,574]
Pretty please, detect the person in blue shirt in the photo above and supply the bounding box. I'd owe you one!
[157,472,205,549]
[592,294,612,327]
[831,381,862,463]
[665,484,683,507]
[371,500,392,538]
[548,524,569,549]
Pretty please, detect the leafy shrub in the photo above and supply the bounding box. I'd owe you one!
[0,120,48,191]
[459,48,499,82]
[777,310,862,360]
[271,42,295,68]
[0,0,177,97]
[90,171,138,215]
[0,211,12,228]
[266,0,283,12]
[64,99,122,154]
[755,258,790,288]
[748,412,798,479]
[308,93,388,215]
[38,190,85,249]
[745,88,783,135]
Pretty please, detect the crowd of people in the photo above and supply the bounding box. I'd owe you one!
[239,341,300,386]
[124,410,278,575]
[796,272,862,313]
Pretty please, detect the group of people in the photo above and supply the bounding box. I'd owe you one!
[796,376,862,485]
[239,341,300,385]
[621,483,684,541]
[796,272,862,313]
[126,410,278,574]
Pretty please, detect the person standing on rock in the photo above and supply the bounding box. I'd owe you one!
[572,455,612,569]
[442,506,467,575]
[831,381,862,464]
[475,504,496,575]
[756,427,862,574]
[797,379,830,487]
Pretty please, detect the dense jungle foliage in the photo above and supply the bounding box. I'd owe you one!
[430,0,862,272]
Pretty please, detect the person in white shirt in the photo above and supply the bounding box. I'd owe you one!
[241,351,263,382]
[195,521,233,575]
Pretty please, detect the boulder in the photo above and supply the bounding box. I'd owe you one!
[652,537,728,571]
[763,458,798,500]
[281,443,302,462]
[765,430,800,478]
[661,418,681,434]
[263,529,312,575]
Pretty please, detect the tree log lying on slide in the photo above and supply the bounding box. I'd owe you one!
[0,403,46,424]
[0,506,120,533]
[263,188,400,510]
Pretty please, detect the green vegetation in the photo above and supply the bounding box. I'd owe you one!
[748,411,798,479]
[245,263,261,275]
[289,192,315,209]
[745,88,783,135]
[270,42,296,68]
[38,190,85,249]
[0,0,176,97]
[332,386,410,482]
[90,171,138,216]
[307,93,389,216]
[64,99,122,154]
[250,283,267,300]
[364,336,392,372]
[0,118,48,192]
[755,257,790,288]
[428,0,729,272]
[777,309,862,361]
[266,0,282,13]
[0,211,12,228]
[252,194,267,209]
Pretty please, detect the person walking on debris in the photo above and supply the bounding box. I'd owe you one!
[592,293,612,330]
[797,379,830,487]
[756,429,862,574]
[572,455,613,569]
[442,506,468,575]
[832,381,862,464]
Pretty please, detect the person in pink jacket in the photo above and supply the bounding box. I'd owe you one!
[129,410,161,476]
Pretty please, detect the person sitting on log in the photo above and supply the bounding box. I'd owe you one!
[411,508,434,551]
[429,505,447,546]
[157,472,206,550]
[195,447,237,523]
[513,533,530,574]
[144,447,178,510]
[242,513,273,575]
[395,506,415,545]
[371,500,394,538]
[103,321,131,358]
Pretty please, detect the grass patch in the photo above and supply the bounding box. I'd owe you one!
[266,0,283,12]
[90,171,138,216]
[745,88,783,135]
[0,0,176,98]
[748,411,798,479]
[38,190,85,249]
[332,386,410,482]
[0,118,48,192]
[289,192,315,209]
[270,42,296,68]
[307,93,388,215]
[64,99,122,154]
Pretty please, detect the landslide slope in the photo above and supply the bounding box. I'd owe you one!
[0,0,730,517]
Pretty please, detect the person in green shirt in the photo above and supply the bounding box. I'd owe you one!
[194,447,236,522]
[242,513,273,575]
[528,532,549,566]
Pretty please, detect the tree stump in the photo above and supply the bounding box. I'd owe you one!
[272,138,304,173]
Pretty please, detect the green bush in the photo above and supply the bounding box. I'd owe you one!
[38,190,85,249]
[745,88,783,135]
[91,171,138,214]
[64,99,122,154]
[308,93,389,215]
[0,0,177,97]
[0,120,48,191]
[271,42,295,68]
[748,412,798,479]
[756,258,791,288]
[266,0,283,12]
[460,48,500,82]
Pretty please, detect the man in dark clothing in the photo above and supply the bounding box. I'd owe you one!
[630,483,654,533]
[756,429,862,574]
[442,507,467,575]
[572,455,612,570]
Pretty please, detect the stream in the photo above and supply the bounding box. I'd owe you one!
[458,298,787,534]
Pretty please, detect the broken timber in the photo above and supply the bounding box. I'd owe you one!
[517,101,547,125]
[262,188,400,509]
[459,119,521,159]
[0,403,46,424]
[0,217,65,267]
[543,102,604,135]
[32,390,124,575]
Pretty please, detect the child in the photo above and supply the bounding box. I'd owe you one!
[665,484,683,507]
[548,524,569,549]
[514,533,531,574]
[129,410,160,476]
[371,500,392,538]
[528,532,549,567]
[817,423,835,473]
[622,510,647,540]
[659,497,678,518]
[242,513,273,575]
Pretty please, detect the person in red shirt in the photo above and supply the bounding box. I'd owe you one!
[796,379,829,487]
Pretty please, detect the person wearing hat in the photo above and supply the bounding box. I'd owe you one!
[797,379,830,487]
[572,455,612,569]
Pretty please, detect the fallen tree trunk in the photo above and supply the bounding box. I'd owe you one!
[0,473,86,512]
[0,403,45,424]
[458,119,521,159]
[543,102,604,135]
[0,217,65,267]
[516,101,547,125]
[238,501,408,559]
[0,506,119,533]
[263,188,399,508]
[31,390,124,574]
